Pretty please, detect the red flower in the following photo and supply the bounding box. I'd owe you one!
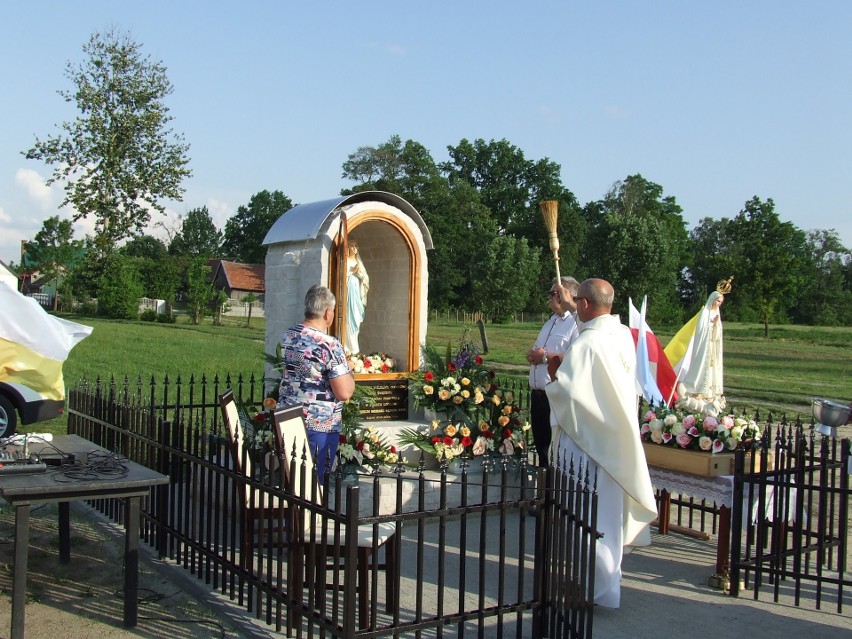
[489,371,496,379]
[482,431,494,439]
[431,436,442,445]
[390,445,397,453]
[381,364,389,373]
[443,436,453,446]
[339,434,348,444]
[253,413,266,423]
[461,436,473,447]
[447,362,456,372]
[424,372,435,382]
[356,441,365,451]
[503,428,513,439]
[364,359,372,368]
[475,356,483,365]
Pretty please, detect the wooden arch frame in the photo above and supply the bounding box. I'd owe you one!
[329,209,423,374]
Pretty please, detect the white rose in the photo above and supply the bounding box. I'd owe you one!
[650,430,663,444]
[699,436,712,451]
[670,421,685,435]
[664,414,677,427]
[649,419,664,433]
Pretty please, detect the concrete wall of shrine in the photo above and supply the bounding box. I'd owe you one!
[262,192,432,399]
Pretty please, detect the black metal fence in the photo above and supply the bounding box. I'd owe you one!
[730,419,851,612]
[66,375,598,638]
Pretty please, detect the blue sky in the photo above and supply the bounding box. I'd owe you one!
[1,1,850,266]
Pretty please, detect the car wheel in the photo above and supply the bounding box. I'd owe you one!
[0,395,17,439]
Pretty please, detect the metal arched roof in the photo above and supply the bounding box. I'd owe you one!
[261,191,433,248]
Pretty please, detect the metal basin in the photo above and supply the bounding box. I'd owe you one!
[812,398,850,428]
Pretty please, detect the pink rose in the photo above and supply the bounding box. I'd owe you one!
[722,415,735,429]
[683,415,696,429]
[676,433,692,448]
[644,410,656,422]
[703,416,718,432]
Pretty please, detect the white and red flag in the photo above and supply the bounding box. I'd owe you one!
[628,296,678,407]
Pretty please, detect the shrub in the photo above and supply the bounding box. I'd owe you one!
[156,312,177,324]
[140,309,158,322]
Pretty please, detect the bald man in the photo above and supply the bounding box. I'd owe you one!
[545,278,656,608]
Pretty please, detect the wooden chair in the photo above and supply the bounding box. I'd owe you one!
[271,405,398,629]
[219,390,287,568]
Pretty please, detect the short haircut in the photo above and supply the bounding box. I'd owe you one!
[583,280,614,308]
[554,276,580,296]
[305,285,335,319]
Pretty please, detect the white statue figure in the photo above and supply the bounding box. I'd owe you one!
[345,242,369,354]
[676,289,726,416]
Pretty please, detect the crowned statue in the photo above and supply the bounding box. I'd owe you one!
[665,277,733,417]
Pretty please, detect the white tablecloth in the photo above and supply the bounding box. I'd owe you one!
[648,466,794,525]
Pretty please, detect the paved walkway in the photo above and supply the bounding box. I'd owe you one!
[2,502,849,638]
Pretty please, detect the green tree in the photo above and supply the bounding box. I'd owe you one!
[470,234,541,322]
[243,291,258,327]
[684,217,737,309]
[97,252,144,319]
[23,29,191,256]
[725,196,807,335]
[581,175,689,323]
[185,257,213,325]
[169,206,223,258]
[222,190,292,263]
[122,235,168,261]
[790,230,851,326]
[342,136,495,310]
[27,216,83,310]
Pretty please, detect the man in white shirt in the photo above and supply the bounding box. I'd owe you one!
[526,276,579,465]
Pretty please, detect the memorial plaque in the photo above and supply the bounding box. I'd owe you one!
[355,376,409,421]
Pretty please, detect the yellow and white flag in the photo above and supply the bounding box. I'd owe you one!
[0,281,92,400]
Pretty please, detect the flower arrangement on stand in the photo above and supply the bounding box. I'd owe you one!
[400,336,531,467]
[338,424,401,475]
[639,404,763,453]
[348,351,396,375]
[237,396,279,454]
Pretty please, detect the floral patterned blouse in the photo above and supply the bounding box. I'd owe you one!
[277,323,350,433]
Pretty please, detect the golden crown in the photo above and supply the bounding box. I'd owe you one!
[716,276,734,295]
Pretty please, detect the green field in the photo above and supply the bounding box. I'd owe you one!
[23,314,852,436]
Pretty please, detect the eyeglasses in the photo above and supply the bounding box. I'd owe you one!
[573,296,586,302]
[547,291,559,298]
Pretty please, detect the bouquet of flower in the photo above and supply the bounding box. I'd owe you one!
[338,424,401,474]
[398,378,531,463]
[237,396,279,453]
[639,405,762,453]
[348,351,396,374]
[408,337,494,426]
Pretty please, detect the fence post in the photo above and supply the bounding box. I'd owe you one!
[157,419,172,559]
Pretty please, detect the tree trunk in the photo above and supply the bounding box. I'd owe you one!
[763,316,769,338]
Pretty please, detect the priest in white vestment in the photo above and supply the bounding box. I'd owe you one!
[545,278,657,608]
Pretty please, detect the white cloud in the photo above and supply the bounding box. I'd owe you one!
[604,104,630,118]
[14,168,55,210]
[206,197,233,230]
[385,43,407,56]
[0,205,10,224]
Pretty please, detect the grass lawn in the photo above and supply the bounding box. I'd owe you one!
[22,313,852,436]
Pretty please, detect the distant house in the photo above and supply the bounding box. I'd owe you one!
[0,261,18,290]
[209,260,265,302]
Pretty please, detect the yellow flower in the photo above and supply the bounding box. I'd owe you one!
[460,426,471,437]
[491,394,502,406]
[453,395,464,404]
[502,405,513,415]
[423,385,434,396]
[461,389,470,399]
[460,377,471,386]
[474,391,484,404]
[444,424,458,437]
[438,389,451,401]
[505,391,514,403]
[479,420,490,432]
[498,415,510,427]
[262,397,277,409]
